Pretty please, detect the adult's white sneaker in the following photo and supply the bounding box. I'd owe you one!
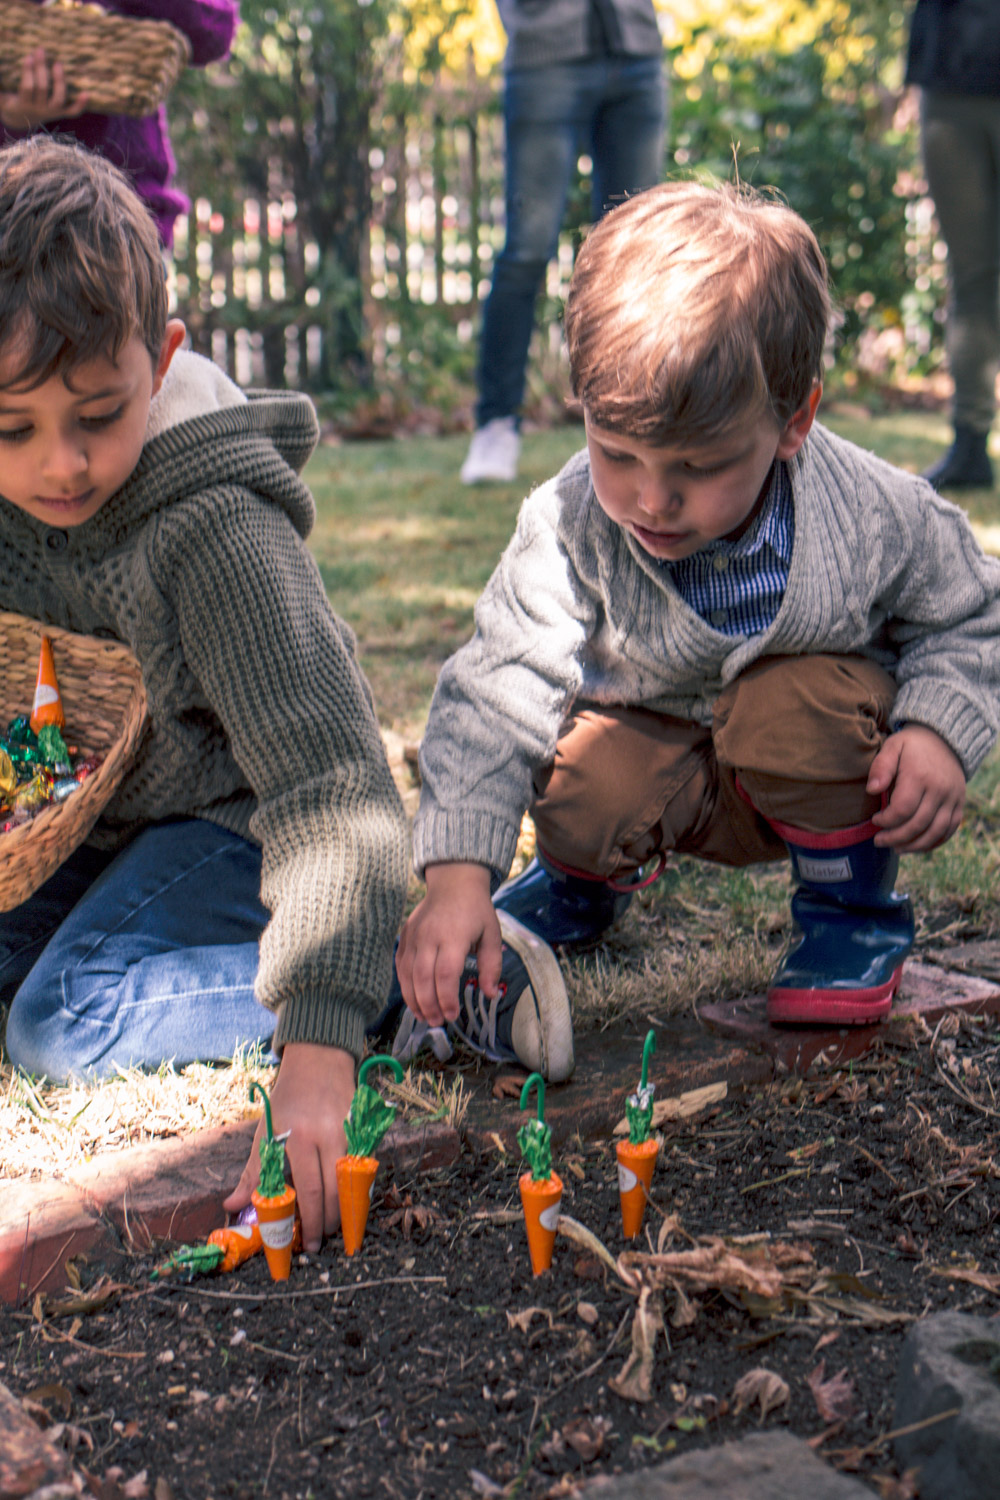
[460,416,521,484]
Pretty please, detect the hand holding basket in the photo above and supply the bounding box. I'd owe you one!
[0,0,191,118]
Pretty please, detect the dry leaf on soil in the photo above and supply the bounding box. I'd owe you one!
[806,1361,857,1423]
[871,1469,921,1499]
[491,1075,527,1100]
[621,1235,815,1300]
[613,1081,728,1134]
[928,1264,1000,1293]
[607,1285,663,1403]
[731,1368,790,1423]
[33,1275,125,1321]
[562,1415,614,1462]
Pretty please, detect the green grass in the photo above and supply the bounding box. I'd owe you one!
[304,424,586,736]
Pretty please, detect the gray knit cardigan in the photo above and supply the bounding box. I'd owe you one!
[0,352,408,1062]
[414,422,1000,882]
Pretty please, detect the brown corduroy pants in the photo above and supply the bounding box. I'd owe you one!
[528,654,898,881]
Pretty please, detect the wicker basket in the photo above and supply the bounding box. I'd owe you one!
[0,614,148,912]
[0,0,191,118]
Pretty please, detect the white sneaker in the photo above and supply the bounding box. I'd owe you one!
[460,417,521,484]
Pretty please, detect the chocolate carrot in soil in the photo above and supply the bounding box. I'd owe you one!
[249,1080,298,1281]
[207,1203,304,1272]
[336,1053,404,1256]
[149,1203,304,1281]
[616,1028,659,1241]
[517,1072,563,1276]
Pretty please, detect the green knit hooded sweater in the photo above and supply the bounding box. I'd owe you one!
[0,352,408,1061]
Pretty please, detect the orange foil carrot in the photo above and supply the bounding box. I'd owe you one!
[208,1203,303,1272]
[616,1029,659,1241]
[29,636,65,734]
[337,1054,404,1256]
[517,1073,563,1276]
[207,1220,262,1272]
[249,1080,298,1282]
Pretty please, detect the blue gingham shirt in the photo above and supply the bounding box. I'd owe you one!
[662,462,793,636]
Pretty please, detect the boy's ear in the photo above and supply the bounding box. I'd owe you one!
[775,382,822,460]
[152,319,187,396]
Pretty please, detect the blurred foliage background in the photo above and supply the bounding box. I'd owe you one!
[168,1,936,417]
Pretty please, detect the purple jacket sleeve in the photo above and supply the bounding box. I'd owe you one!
[109,0,238,67]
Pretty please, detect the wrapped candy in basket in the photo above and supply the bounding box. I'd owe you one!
[0,613,147,912]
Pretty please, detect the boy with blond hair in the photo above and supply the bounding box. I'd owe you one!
[0,136,409,1251]
[392,179,1000,1077]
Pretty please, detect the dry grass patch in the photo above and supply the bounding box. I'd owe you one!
[0,1047,277,1182]
[564,856,789,1031]
[384,1067,469,1131]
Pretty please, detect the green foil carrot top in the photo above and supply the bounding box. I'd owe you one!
[517,1073,554,1182]
[343,1054,404,1158]
[625,1030,657,1145]
[151,1242,225,1281]
[249,1080,290,1199]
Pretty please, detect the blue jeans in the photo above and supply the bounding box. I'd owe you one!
[2,819,275,1083]
[476,53,666,427]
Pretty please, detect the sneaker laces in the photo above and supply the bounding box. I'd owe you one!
[451,970,514,1063]
[390,1007,454,1065]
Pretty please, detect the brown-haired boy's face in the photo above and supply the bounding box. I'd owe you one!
[0,320,184,528]
[584,392,820,562]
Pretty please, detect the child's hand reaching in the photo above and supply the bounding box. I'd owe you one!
[0,49,90,129]
[395,862,502,1028]
[867,724,965,852]
[224,1042,355,1254]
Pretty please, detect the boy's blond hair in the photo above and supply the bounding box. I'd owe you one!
[565,179,831,443]
[0,136,167,389]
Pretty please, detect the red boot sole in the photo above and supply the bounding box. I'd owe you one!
[766,965,903,1026]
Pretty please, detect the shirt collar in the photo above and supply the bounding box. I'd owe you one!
[703,461,793,564]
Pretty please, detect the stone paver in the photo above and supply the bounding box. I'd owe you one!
[893,1311,1000,1500]
[700,959,1000,1073]
[463,1013,775,1155]
[579,1431,876,1497]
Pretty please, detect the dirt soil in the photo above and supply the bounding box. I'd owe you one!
[2,1010,999,1500]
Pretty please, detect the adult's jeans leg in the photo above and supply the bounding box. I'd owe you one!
[5,819,274,1083]
[590,54,666,218]
[922,91,1000,434]
[476,63,588,426]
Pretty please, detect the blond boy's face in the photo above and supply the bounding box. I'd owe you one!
[584,394,820,562]
[0,320,185,529]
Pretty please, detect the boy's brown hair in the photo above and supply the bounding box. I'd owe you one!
[565,179,831,443]
[0,136,167,389]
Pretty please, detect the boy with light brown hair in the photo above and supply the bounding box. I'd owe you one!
[391,178,1000,1076]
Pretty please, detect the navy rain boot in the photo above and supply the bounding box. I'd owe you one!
[767,815,914,1026]
[493,850,639,947]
